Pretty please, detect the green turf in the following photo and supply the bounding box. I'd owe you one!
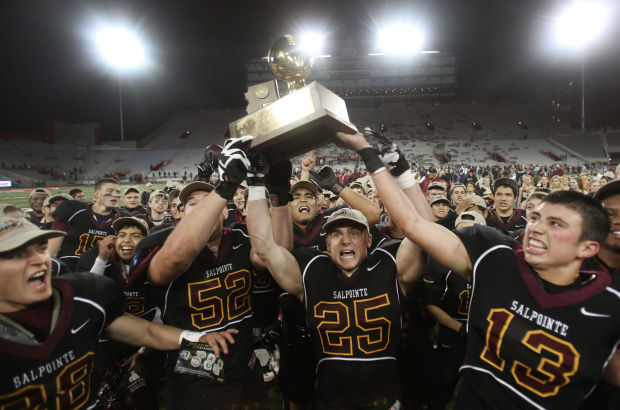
[0,184,168,210]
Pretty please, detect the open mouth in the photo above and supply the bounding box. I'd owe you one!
[526,237,546,254]
[299,206,310,214]
[28,270,47,287]
[119,246,135,256]
[340,250,355,259]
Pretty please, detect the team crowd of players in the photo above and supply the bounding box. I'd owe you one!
[1,128,619,410]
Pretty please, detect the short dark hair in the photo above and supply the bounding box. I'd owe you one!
[542,191,609,244]
[95,178,119,191]
[115,220,148,236]
[69,188,83,197]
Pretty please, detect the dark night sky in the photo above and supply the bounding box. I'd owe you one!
[1,0,619,140]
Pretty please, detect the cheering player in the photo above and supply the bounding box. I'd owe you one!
[336,130,620,409]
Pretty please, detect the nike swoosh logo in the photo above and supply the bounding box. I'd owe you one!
[71,319,91,334]
[233,243,243,249]
[580,307,611,318]
[320,231,326,236]
[367,261,381,271]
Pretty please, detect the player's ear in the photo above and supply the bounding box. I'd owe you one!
[366,233,372,249]
[577,240,600,260]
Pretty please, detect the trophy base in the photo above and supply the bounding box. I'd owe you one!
[229,82,357,161]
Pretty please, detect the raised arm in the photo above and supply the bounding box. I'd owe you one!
[148,138,252,285]
[309,165,382,225]
[333,131,473,279]
[246,186,304,301]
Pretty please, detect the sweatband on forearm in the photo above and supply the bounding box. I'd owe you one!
[396,172,417,189]
[358,147,386,175]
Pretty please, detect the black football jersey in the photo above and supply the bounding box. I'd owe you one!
[454,225,620,409]
[297,246,403,408]
[0,274,124,409]
[52,201,124,269]
[293,205,346,251]
[485,208,528,236]
[423,256,471,347]
[137,225,255,385]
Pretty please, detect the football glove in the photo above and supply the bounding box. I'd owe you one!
[309,166,345,195]
[265,160,293,206]
[215,136,253,200]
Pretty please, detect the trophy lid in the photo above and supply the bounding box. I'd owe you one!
[267,35,314,89]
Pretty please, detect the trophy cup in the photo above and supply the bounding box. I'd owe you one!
[229,35,357,161]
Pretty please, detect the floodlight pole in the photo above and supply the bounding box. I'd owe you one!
[580,52,585,132]
[118,75,125,142]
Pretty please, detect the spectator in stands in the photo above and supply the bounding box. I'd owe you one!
[549,175,562,191]
[120,186,146,217]
[419,167,444,194]
[536,174,550,189]
[27,188,49,227]
[517,174,535,207]
[41,193,72,230]
[427,182,447,203]
[141,182,154,206]
[449,183,466,207]
[485,178,527,235]
[589,179,602,196]
[69,188,85,201]
[465,181,476,196]
[523,190,548,213]
[146,190,169,227]
[569,176,585,194]
[476,173,492,197]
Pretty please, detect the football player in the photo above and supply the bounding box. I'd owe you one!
[131,138,292,409]
[337,130,620,409]
[47,178,126,270]
[26,188,49,227]
[246,140,429,409]
[0,217,237,409]
[485,178,527,236]
[120,186,147,217]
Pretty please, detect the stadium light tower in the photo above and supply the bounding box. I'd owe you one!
[555,1,609,132]
[95,27,146,142]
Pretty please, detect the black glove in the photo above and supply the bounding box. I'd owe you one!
[196,161,214,182]
[197,144,223,182]
[265,160,293,206]
[309,166,345,195]
[364,127,409,176]
[215,137,252,200]
[246,151,267,187]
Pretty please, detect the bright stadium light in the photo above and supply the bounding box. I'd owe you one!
[299,32,325,56]
[96,27,145,68]
[378,24,424,55]
[555,1,609,49]
[93,25,147,142]
[554,1,610,132]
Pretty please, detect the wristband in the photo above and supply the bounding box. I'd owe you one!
[215,181,239,201]
[358,147,386,175]
[179,330,204,345]
[269,193,292,207]
[248,186,267,201]
[332,182,345,195]
[396,171,417,189]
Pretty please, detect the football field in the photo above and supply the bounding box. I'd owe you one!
[0,183,168,210]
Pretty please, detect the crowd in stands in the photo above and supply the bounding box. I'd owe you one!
[1,129,619,410]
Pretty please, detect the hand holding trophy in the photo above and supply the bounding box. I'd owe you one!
[229,35,357,161]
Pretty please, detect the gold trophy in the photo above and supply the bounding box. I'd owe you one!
[229,35,357,161]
